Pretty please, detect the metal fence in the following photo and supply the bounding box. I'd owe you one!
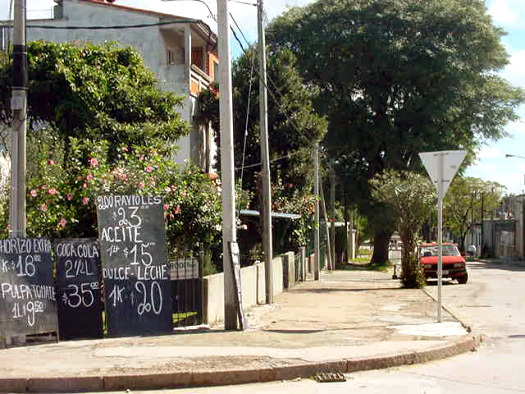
[169,256,203,327]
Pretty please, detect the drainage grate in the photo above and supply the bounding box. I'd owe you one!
[314,372,347,383]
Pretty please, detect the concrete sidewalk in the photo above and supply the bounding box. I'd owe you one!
[0,269,482,392]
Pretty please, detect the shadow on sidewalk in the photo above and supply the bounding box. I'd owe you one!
[292,287,404,294]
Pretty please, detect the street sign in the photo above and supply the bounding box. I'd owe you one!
[419,150,467,198]
[419,150,466,323]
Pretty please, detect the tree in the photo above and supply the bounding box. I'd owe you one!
[268,0,524,263]
[0,41,189,159]
[200,46,327,199]
[198,46,327,254]
[444,177,504,252]
[371,170,435,288]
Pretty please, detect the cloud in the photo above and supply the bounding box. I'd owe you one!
[500,50,525,88]
[488,0,525,29]
[488,0,519,27]
[478,146,502,159]
[505,118,525,137]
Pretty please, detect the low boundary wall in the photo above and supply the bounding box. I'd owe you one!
[203,250,304,326]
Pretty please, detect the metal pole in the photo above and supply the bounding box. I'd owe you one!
[218,0,238,330]
[313,143,320,280]
[9,0,27,238]
[437,153,443,323]
[329,160,336,269]
[258,0,273,304]
[480,192,484,257]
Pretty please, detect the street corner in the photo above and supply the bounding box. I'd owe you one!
[390,321,469,338]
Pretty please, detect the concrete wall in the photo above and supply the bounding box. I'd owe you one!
[203,253,296,326]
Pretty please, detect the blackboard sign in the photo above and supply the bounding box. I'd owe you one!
[0,238,58,337]
[97,195,171,336]
[55,239,103,340]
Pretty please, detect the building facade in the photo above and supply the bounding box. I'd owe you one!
[1,0,218,172]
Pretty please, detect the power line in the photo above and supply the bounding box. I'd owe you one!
[228,15,322,171]
[15,19,201,30]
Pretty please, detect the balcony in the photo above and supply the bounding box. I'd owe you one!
[190,64,212,96]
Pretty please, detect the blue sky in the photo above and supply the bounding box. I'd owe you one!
[1,0,524,195]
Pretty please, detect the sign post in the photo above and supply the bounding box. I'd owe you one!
[419,150,466,322]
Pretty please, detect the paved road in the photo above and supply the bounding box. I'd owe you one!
[137,260,525,394]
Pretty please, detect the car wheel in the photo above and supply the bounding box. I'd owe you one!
[457,273,468,284]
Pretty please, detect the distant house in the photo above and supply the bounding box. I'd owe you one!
[0,0,218,173]
[476,195,525,260]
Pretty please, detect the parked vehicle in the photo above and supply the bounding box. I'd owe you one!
[419,243,468,284]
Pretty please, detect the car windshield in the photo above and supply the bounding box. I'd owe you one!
[420,245,460,257]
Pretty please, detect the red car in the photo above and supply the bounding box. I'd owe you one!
[419,243,468,284]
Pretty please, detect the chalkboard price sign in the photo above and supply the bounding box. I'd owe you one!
[0,238,58,337]
[55,239,103,339]
[97,195,171,336]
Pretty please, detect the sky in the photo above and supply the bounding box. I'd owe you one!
[1,0,525,195]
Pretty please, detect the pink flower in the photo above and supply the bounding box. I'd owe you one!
[122,146,129,152]
[40,203,47,212]
[86,173,94,181]
[82,197,89,205]
[48,188,57,195]
[163,203,169,211]
[29,190,37,198]
[59,218,67,228]
[174,205,181,215]
[66,193,73,201]
[48,159,54,165]
[82,183,88,188]
[137,181,145,189]
[89,157,98,167]
[145,166,154,173]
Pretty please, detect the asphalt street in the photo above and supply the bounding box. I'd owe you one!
[140,260,525,394]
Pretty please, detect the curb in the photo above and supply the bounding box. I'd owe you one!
[421,288,472,332]
[0,334,482,392]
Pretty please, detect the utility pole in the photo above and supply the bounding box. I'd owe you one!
[217,0,238,330]
[481,192,484,257]
[329,159,336,269]
[258,0,273,304]
[313,143,320,280]
[9,0,27,238]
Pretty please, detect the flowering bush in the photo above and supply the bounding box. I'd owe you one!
[269,175,317,250]
[1,137,222,260]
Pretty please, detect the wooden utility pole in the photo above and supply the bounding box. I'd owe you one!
[313,143,320,280]
[258,0,273,304]
[329,159,336,269]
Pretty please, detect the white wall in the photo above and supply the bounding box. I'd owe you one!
[203,256,290,326]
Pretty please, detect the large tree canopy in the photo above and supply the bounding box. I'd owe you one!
[0,41,188,157]
[232,46,327,199]
[268,0,524,262]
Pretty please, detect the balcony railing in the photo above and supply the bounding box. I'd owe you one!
[190,64,212,96]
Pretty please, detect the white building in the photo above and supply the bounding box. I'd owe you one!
[1,0,218,172]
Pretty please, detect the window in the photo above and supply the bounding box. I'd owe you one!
[167,49,175,65]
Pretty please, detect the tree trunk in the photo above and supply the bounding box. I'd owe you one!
[399,231,425,288]
[370,230,392,263]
